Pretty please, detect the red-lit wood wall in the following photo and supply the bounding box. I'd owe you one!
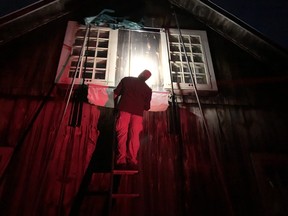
[0,5,288,216]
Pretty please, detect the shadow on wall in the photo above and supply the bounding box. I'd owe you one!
[92,106,115,171]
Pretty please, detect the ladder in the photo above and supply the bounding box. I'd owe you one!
[108,134,140,216]
[108,168,140,216]
[69,157,140,216]
[69,123,140,216]
[66,25,140,215]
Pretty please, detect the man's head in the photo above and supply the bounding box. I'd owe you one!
[138,69,151,81]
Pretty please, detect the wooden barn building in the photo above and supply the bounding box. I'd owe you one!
[0,0,288,215]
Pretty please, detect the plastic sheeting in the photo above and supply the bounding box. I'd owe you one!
[87,84,169,112]
[84,9,144,30]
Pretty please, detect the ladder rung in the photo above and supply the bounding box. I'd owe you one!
[85,191,109,196]
[113,170,139,175]
[112,193,140,198]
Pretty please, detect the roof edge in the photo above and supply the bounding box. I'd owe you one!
[169,0,288,68]
[0,0,74,46]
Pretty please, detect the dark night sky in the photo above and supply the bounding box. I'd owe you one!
[209,0,288,50]
[1,0,288,50]
[0,0,39,16]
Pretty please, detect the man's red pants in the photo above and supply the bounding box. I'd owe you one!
[115,111,143,165]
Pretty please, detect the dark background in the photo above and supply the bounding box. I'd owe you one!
[0,0,40,16]
[210,0,288,50]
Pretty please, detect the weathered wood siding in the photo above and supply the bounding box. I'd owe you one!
[0,2,288,216]
[0,99,100,215]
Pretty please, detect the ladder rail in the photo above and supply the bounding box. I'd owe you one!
[107,116,117,216]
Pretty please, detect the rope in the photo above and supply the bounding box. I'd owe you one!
[172,9,235,216]
[172,11,210,139]
[60,25,90,128]
[164,28,180,134]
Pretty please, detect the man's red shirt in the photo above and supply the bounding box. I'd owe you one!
[114,77,152,116]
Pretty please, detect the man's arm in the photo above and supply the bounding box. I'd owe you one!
[144,89,152,111]
[113,78,123,109]
[114,93,119,108]
[113,92,120,116]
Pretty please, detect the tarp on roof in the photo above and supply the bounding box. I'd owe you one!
[84,9,144,30]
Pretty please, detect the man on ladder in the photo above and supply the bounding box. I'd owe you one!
[113,70,152,170]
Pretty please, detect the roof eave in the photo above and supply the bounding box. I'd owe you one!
[169,0,288,68]
[0,0,74,46]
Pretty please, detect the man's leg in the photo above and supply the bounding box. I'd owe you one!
[127,114,143,166]
[115,111,131,165]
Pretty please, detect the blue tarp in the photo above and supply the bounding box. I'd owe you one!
[84,9,144,30]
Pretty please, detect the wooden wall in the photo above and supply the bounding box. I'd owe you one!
[0,2,288,216]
